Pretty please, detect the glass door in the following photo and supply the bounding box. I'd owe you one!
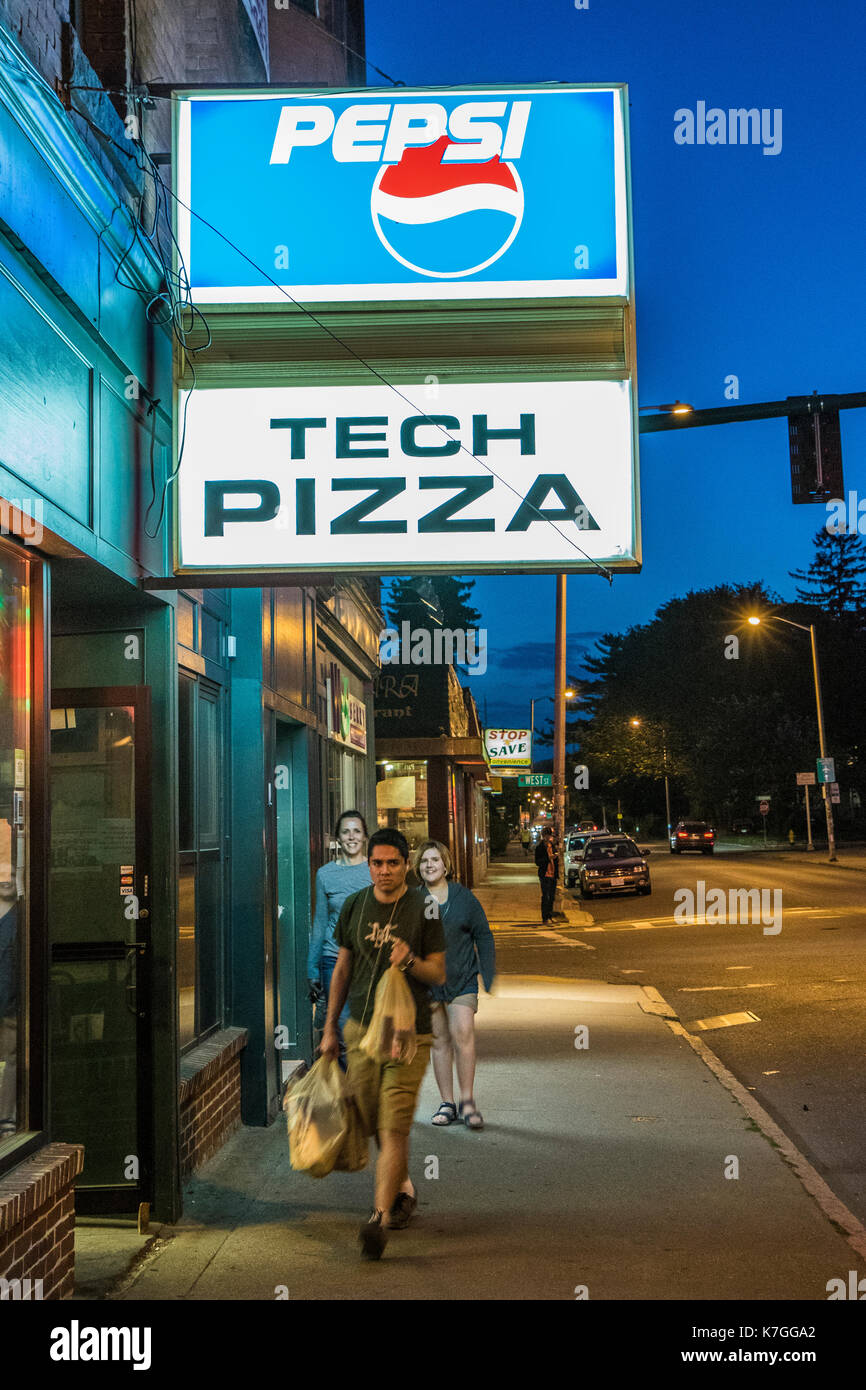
[48,687,152,1214]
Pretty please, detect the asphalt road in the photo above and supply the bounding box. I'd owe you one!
[492,847,866,1226]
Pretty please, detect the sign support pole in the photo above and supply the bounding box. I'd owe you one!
[804,783,814,851]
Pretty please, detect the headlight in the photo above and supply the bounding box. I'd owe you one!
[585,868,604,877]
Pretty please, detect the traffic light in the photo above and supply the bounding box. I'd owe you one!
[788,403,843,504]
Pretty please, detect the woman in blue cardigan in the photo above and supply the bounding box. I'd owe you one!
[413,839,496,1130]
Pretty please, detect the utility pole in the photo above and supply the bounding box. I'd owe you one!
[553,575,567,896]
[810,623,837,862]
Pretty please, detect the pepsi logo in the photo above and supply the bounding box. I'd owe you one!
[371,136,524,279]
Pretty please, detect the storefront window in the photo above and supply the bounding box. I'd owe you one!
[0,546,30,1140]
[376,760,428,849]
[327,743,369,850]
[177,672,224,1050]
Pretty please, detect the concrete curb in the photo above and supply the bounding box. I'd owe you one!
[637,984,679,1020]
[644,988,866,1262]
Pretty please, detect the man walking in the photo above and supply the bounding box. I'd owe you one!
[534,824,558,924]
[321,828,446,1260]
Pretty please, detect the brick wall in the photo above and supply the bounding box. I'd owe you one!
[179,1027,248,1177]
[0,0,67,93]
[0,1143,84,1300]
[269,0,356,86]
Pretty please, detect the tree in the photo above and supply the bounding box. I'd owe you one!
[789,529,866,624]
[557,578,866,834]
[384,575,482,632]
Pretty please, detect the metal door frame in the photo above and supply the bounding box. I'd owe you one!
[50,685,153,1214]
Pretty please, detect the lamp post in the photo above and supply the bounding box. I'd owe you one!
[529,688,576,772]
[747,614,836,862]
[630,718,672,840]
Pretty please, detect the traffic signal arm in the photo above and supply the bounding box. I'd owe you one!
[638,391,866,433]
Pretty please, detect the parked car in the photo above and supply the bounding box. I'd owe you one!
[732,819,752,835]
[578,835,651,898]
[670,820,715,854]
[576,819,599,832]
[564,830,604,886]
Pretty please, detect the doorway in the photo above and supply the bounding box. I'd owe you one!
[48,686,152,1214]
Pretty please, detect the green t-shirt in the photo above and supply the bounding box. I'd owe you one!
[334,885,446,1033]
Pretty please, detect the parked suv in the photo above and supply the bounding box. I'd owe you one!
[564,829,604,886]
[578,835,651,898]
[670,820,715,854]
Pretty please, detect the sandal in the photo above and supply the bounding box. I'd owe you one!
[432,1101,458,1126]
[459,1099,484,1131]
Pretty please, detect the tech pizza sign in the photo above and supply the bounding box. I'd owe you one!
[176,379,638,575]
[174,84,629,302]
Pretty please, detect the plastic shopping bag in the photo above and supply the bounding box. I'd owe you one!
[333,1090,369,1173]
[285,1056,348,1178]
[359,966,417,1065]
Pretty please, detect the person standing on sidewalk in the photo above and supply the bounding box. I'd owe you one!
[307,811,371,1062]
[535,825,558,924]
[320,828,446,1260]
[414,840,495,1132]
[520,825,531,856]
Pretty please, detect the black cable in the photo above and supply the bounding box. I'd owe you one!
[66,84,617,577]
[168,180,615,579]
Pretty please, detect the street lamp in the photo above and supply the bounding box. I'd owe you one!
[630,717,672,839]
[747,614,836,861]
[638,401,694,415]
[529,689,575,768]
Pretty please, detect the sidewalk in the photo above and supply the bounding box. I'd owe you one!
[80,854,866,1301]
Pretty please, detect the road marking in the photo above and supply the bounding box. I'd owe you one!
[678,984,775,992]
[725,965,753,970]
[575,906,861,933]
[536,930,596,951]
[691,1010,760,1030]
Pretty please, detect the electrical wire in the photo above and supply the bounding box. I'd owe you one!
[26,39,617,576]
[167,178,616,579]
[69,99,615,575]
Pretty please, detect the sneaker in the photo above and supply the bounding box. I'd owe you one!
[359,1210,387,1260]
[388,1190,418,1230]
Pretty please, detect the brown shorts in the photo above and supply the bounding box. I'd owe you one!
[343,1017,433,1138]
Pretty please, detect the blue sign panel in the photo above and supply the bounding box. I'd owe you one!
[175,85,629,304]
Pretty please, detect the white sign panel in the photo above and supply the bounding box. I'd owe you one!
[176,379,638,574]
[484,728,532,769]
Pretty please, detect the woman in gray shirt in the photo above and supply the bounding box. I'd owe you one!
[414,839,496,1130]
[308,811,372,1057]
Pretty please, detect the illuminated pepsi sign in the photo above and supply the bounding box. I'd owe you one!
[174,85,630,303]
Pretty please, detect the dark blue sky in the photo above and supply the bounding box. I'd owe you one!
[365,0,866,730]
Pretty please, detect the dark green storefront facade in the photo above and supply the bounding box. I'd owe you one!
[0,22,372,1247]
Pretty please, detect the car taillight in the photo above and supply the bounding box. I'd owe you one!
[677,831,687,838]
[703,832,713,838]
